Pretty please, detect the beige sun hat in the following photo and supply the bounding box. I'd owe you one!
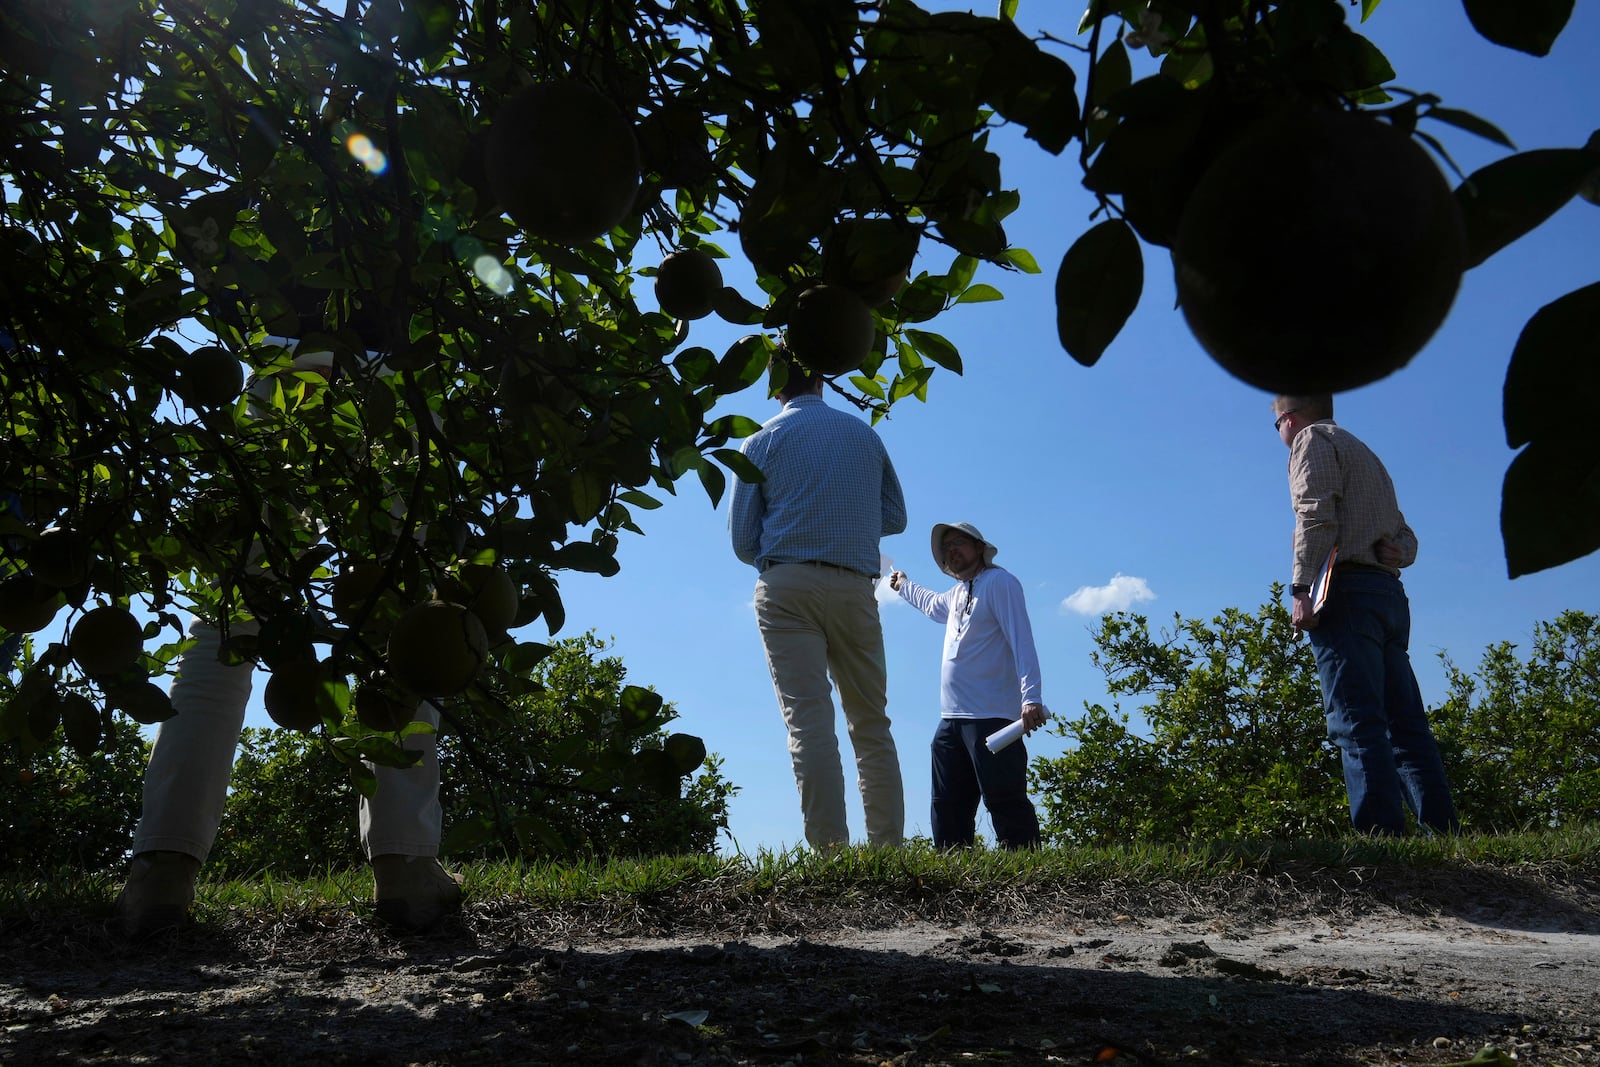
[930,521,998,577]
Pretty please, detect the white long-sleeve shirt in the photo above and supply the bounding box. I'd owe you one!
[896,566,1045,720]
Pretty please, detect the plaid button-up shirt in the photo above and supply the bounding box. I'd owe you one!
[730,394,905,578]
[1288,420,1417,589]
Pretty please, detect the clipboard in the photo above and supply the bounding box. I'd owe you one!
[1310,545,1338,615]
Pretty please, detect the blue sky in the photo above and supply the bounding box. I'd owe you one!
[220,2,1598,855]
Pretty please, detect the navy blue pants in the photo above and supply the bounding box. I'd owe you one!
[1307,569,1458,835]
[930,717,1041,849]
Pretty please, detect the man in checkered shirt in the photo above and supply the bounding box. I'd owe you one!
[731,347,907,850]
[1273,393,1458,836]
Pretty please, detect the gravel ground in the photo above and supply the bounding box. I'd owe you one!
[2,864,1597,1065]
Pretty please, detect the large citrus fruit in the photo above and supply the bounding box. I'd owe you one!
[355,675,418,732]
[0,574,63,634]
[486,81,640,246]
[69,605,144,677]
[663,732,707,775]
[784,284,876,376]
[823,218,919,307]
[263,658,343,732]
[181,345,245,408]
[435,565,519,636]
[107,679,175,725]
[386,600,488,697]
[27,526,94,589]
[60,692,102,758]
[330,560,400,627]
[1173,105,1466,393]
[654,248,723,320]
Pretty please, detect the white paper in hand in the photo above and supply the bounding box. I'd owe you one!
[875,554,898,604]
[984,718,1027,754]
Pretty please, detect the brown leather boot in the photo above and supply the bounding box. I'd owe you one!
[114,850,201,938]
[371,855,463,932]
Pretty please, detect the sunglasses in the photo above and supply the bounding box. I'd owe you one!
[1274,408,1299,432]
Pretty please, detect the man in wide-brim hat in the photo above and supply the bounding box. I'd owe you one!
[890,521,1045,849]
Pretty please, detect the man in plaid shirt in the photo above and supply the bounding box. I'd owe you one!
[1273,394,1458,836]
[731,348,907,850]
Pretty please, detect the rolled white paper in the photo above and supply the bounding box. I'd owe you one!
[875,554,898,603]
[984,718,1027,754]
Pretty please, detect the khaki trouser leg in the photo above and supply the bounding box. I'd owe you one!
[130,617,255,862]
[360,698,444,859]
[822,575,903,846]
[755,564,903,849]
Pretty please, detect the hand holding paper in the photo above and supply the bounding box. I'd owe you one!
[984,719,1027,753]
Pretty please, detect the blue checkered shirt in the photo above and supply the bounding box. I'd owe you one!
[730,395,906,577]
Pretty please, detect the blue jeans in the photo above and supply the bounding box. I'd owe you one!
[930,718,1040,849]
[1307,569,1458,835]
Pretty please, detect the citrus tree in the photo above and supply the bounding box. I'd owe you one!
[209,634,732,874]
[0,0,1072,770]
[1431,609,1600,832]
[0,632,732,876]
[1032,589,1347,845]
[0,0,1593,782]
[0,713,150,875]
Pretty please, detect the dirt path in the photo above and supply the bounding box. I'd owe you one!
[3,866,1597,1065]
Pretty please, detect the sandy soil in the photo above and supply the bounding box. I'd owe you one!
[2,864,1597,1065]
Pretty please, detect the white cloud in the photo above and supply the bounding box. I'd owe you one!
[1060,573,1156,616]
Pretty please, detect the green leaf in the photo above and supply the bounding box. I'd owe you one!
[1425,107,1515,150]
[1503,282,1600,449]
[668,444,702,478]
[849,374,887,400]
[887,369,930,403]
[1085,40,1133,154]
[672,346,717,386]
[1456,148,1600,268]
[619,684,664,724]
[618,489,664,510]
[705,414,764,439]
[1502,435,1600,578]
[714,334,774,393]
[713,448,765,484]
[998,0,1018,20]
[955,283,1004,304]
[697,460,727,508]
[978,21,1082,155]
[1083,78,1209,198]
[999,247,1042,273]
[1461,0,1574,57]
[1360,0,1383,21]
[711,286,767,326]
[738,134,845,274]
[554,542,620,577]
[1304,28,1395,93]
[568,467,607,523]
[1054,218,1143,367]
[1078,0,1147,34]
[502,640,555,674]
[903,329,963,373]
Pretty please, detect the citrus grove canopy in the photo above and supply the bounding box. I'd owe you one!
[1,0,1595,776]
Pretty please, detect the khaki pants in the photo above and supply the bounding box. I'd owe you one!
[754,563,904,848]
[131,615,442,863]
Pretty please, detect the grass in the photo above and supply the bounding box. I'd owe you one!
[4,825,1597,934]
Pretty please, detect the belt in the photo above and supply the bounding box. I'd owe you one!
[761,559,870,578]
[1333,561,1394,576]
